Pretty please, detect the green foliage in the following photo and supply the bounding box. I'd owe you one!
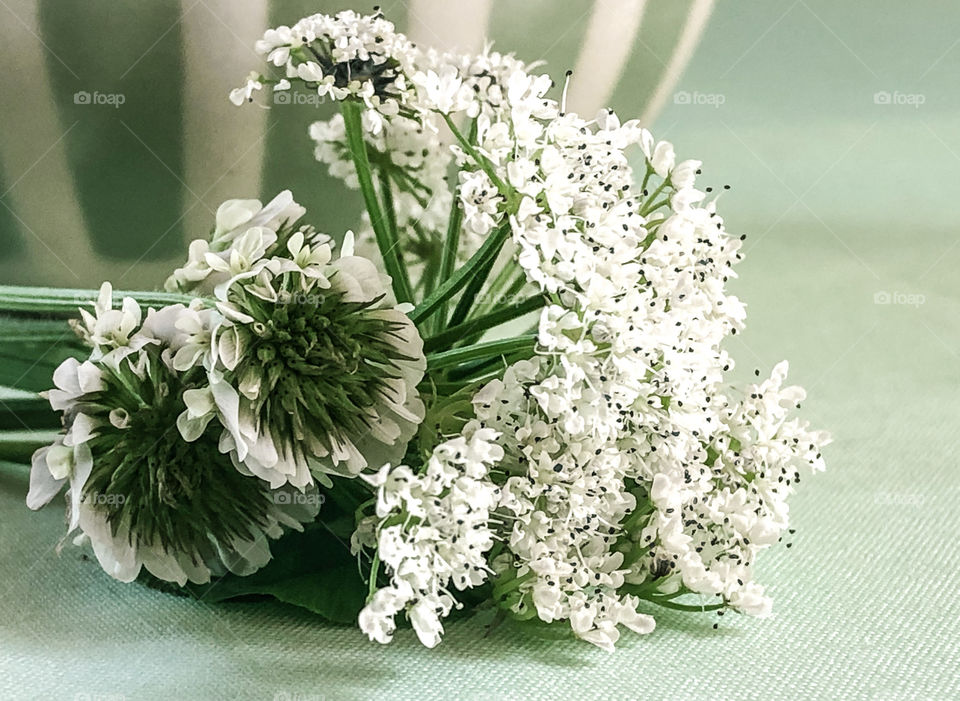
[153,515,368,625]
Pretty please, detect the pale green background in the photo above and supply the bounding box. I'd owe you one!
[2,1,959,699]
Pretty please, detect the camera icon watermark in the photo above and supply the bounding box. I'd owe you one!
[673,90,726,108]
[872,90,924,108]
[873,290,925,307]
[275,290,326,306]
[74,90,126,109]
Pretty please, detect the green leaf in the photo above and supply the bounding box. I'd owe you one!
[424,295,545,353]
[0,389,58,430]
[410,220,512,325]
[261,566,367,624]
[0,429,59,463]
[146,501,369,624]
[426,334,537,370]
[0,343,84,393]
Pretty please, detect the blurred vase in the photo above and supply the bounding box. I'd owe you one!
[0,0,713,287]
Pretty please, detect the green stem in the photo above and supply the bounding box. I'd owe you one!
[440,112,511,196]
[642,197,671,215]
[0,315,73,343]
[640,164,653,195]
[426,334,537,370]
[643,597,726,613]
[436,202,464,330]
[424,295,545,353]
[434,118,477,333]
[367,551,380,600]
[340,100,414,305]
[492,569,536,600]
[0,285,195,318]
[447,251,498,329]
[378,170,402,259]
[409,220,511,325]
[471,261,522,318]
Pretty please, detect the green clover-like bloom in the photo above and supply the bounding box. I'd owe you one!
[28,293,319,585]
[212,247,426,487]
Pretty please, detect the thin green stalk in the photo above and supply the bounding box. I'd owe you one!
[426,334,537,370]
[642,197,671,215]
[419,250,441,298]
[367,552,380,600]
[471,261,522,318]
[435,200,464,330]
[340,100,414,304]
[426,370,505,396]
[434,118,477,333]
[447,251,498,328]
[378,170,402,255]
[0,285,195,317]
[439,112,511,196]
[640,164,653,196]
[425,295,545,353]
[642,597,726,613]
[409,220,511,325]
[492,569,536,601]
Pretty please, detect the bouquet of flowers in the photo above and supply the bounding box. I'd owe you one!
[9,9,828,651]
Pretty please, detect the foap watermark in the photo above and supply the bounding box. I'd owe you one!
[74,90,126,109]
[73,693,126,701]
[272,492,326,507]
[673,90,726,108]
[474,291,532,306]
[272,691,325,701]
[874,491,925,507]
[274,91,326,108]
[873,290,925,307]
[80,492,127,507]
[873,90,925,109]
[278,291,326,306]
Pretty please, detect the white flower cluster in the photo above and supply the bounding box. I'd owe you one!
[233,10,828,650]
[356,422,503,647]
[30,191,426,585]
[233,9,455,276]
[431,63,827,647]
[12,8,833,649]
[231,9,417,117]
[238,12,561,286]
[168,191,426,487]
[28,285,321,585]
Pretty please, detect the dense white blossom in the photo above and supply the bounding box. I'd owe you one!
[356,423,503,647]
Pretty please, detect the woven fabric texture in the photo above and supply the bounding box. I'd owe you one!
[2,1,960,699]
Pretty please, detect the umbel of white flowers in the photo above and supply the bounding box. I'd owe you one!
[230,9,828,651]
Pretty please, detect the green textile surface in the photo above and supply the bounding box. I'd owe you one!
[2,1,960,699]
